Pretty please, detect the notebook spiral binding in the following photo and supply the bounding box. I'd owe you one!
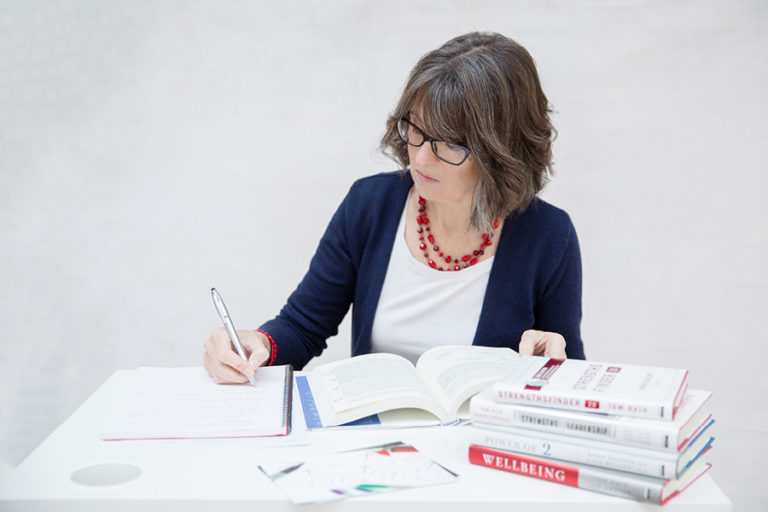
[283,365,294,435]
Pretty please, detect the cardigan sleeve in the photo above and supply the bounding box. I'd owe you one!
[532,218,586,359]
[258,187,358,369]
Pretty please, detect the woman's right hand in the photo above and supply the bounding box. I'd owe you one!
[203,328,272,384]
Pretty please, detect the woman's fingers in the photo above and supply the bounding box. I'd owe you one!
[519,329,567,359]
[203,351,249,384]
[203,328,255,383]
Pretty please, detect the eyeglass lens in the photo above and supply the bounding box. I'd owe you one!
[397,119,468,165]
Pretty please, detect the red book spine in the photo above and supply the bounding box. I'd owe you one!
[469,443,712,504]
[468,445,579,487]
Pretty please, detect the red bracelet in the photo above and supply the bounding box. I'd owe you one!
[256,330,277,367]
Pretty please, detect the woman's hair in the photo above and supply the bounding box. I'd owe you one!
[380,32,555,232]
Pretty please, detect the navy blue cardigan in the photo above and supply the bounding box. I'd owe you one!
[260,172,585,369]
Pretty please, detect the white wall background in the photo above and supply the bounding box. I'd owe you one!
[1,0,766,508]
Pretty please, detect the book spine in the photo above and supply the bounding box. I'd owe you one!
[493,385,670,420]
[470,398,677,452]
[468,445,663,503]
[470,427,675,478]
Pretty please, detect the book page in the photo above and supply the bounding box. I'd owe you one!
[311,353,434,413]
[102,366,291,439]
[416,345,519,413]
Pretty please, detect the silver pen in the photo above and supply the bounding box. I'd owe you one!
[211,287,257,386]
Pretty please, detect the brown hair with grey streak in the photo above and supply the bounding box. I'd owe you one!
[380,32,555,232]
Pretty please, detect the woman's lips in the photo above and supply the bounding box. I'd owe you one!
[415,170,439,182]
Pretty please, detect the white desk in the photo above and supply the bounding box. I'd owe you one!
[0,370,732,511]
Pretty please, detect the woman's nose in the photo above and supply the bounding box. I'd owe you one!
[412,142,438,166]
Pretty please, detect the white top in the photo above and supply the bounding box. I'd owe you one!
[370,196,494,364]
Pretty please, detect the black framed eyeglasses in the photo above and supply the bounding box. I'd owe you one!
[396,118,471,166]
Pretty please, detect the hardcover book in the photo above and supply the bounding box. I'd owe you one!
[470,388,712,452]
[470,421,714,479]
[468,444,711,504]
[492,356,688,420]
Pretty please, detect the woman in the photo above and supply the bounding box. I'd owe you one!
[204,32,585,384]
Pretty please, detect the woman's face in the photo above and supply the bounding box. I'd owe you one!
[406,111,480,207]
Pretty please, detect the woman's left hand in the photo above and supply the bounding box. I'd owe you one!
[518,329,567,359]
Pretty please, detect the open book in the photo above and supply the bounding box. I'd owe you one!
[304,345,519,427]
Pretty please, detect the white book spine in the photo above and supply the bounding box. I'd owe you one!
[577,463,667,502]
[470,394,678,452]
[470,425,676,478]
[493,386,669,420]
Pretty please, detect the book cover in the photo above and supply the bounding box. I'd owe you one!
[493,357,688,420]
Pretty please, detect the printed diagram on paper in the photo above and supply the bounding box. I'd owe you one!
[259,442,458,504]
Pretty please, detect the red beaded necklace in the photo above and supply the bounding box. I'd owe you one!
[416,195,498,271]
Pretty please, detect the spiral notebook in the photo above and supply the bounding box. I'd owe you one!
[102,365,293,440]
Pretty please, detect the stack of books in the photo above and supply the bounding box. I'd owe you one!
[468,356,714,505]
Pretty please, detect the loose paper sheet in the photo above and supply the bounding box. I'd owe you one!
[259,441,458,504]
